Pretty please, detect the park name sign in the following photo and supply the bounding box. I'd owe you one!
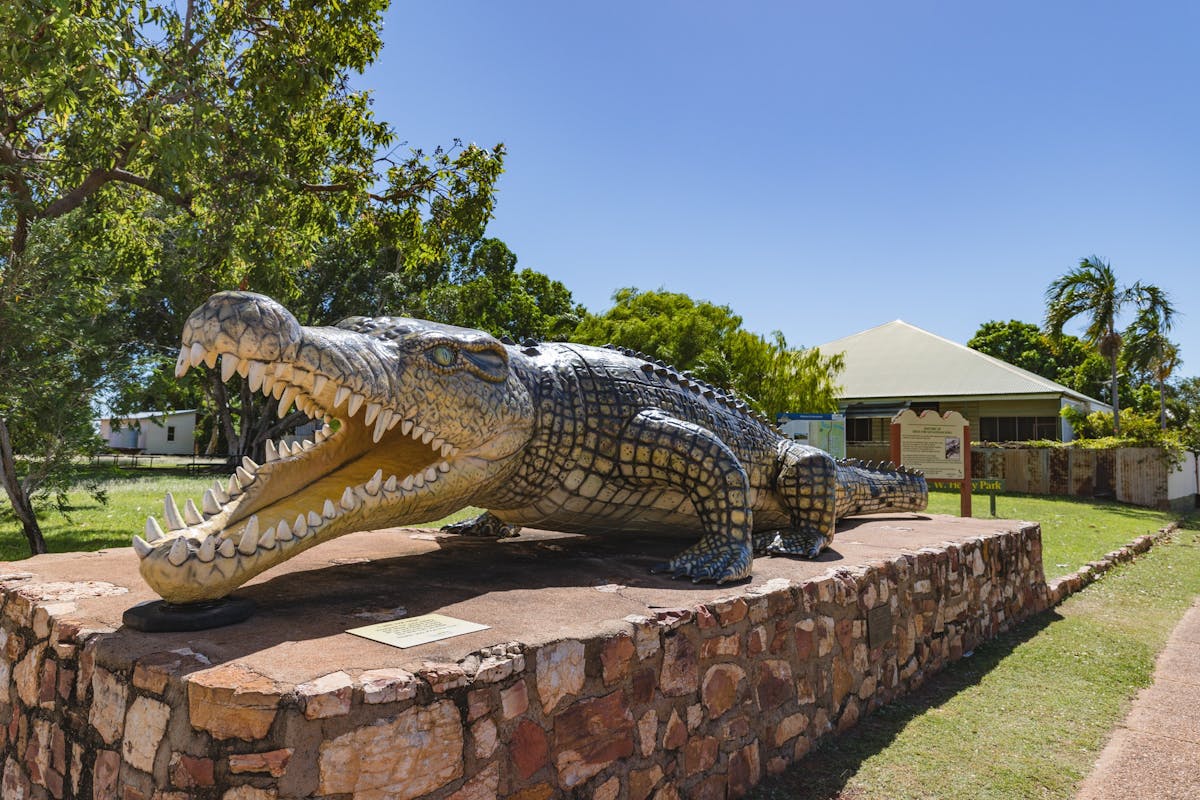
[890,409,972,516]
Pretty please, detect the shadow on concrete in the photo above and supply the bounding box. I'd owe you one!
[746,606,1063,800]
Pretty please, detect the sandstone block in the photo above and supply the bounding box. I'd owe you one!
[89,667,128,745]
[228,749,291,777]
[501,680,529,719]
[169,753,215,788]
[318,701,462,800]
[553,691,634,787]
[660,633,698,697]
[600,634,635,685]
[122,696,171,773]
[359,668,417,704]
[510,718,548,780]
[187,664,280,741]
[701,663,746,719]
[297,671,353,719]
[535,640,585,714]
[447,762,500,800]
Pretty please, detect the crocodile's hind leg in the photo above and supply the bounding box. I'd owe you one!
[441,511,522,539]
[618,409,753,583]
[757,441,838,558]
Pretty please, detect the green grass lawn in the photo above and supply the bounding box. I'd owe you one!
[750,518,1200,800]
[0,465,481,563]
[925,489,1174,579]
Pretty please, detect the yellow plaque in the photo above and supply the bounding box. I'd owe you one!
[893,409,969,480]
[346,613,490,649]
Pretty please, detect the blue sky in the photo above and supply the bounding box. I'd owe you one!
[358,2,1198,376]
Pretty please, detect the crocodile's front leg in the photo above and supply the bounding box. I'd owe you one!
[619,409,753,583]
[755,440,838,558]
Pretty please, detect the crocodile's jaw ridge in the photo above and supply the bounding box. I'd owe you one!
[133,292,532,604]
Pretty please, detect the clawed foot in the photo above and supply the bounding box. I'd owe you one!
[755,530,829,559]
[651,538,752,584]
[441,512,522,539]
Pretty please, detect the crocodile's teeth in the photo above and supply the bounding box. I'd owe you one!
[301,440,314,451]
[308,511,323,528]
[174,349,189,378]
[347,393,365,417]
[144,516,164,543]
[242,456,259,472]
[315,427,329,443]
[212,480,229,504]
[228,474,242,497]
[323,499,337,519]
[200,489,221,516]
[430,437,444,451]
[168,537,189,566]
[183,499,204,526]
[334,386,351,408]
[387,414,400,430]
[440,443,454,458]
[276,519,294,542]
[402,420,414,436]
[262,373,277,395]
[438,461,451,473]
[421,429,435,445]
[133,535,153,558]
[340,487,357,510]
[238,517,259,555]
[197,536,217,562]
[219,538,236,558]
[293,514,307,537]
[401,475,414,491]
[372,414,388,444]
[278,387,299,417]
[236,466,255,486]
[236,358,250,378]
[164,493,185,531]
[265,440,280,463]
[424,466,438,482]
[247,361,267,392]
[412,472,425,488]
[366,469,383,495]
[258,526,276,549]
[190,342,206,369]
[220,353,239,382]
[364,402,381,426]
[203,349,218,368]
[411,423,424,441]
[312,374,328,395]
[384,475,397,492]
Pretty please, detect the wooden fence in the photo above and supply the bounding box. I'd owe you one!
[971,446,1194,509]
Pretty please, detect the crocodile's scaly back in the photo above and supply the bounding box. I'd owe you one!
[134,292,928,604]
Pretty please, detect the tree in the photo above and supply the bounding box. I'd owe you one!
[0,0,443,552]
[967,319,1111,401]
[1044,257,1173,436]
[574,288,842,418]
[1122,285,1180,430]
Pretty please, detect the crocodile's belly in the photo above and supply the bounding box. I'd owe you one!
[491,485,792,535]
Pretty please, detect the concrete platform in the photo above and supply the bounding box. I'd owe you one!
[8,513,1020,684]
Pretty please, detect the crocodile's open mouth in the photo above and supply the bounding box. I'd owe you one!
[134,342,465,603]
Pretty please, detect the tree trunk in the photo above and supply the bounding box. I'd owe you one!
[210,370,239,458]
[1110,355,1121,436]
[1160,380,1168,430]
[0,417,47,555]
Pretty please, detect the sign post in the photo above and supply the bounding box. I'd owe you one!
[891,410,971,517]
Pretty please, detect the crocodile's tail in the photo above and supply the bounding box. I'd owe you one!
[834,459,928,518]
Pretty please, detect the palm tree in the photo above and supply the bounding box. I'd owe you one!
[1123,285,1180,429]
[1044,257,1175,436]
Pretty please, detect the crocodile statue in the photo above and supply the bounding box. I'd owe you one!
[133,292,928,604]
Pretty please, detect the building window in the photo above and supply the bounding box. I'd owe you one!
[979,416,1059,442]
[846,418,874,443]
[167,426,176,442]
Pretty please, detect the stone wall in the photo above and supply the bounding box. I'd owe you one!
[0,526,1047,799]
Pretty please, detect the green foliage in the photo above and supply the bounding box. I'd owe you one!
[574,288,843,418]
[1059,406,1183,450]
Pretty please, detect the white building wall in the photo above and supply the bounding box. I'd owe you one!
[1168,453,1198,509]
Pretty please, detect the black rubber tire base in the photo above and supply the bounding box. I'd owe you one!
[122,597,255,632]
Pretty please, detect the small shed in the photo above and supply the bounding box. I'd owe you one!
[97,409,198,456]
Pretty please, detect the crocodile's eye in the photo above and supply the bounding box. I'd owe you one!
[429,345,456,367]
